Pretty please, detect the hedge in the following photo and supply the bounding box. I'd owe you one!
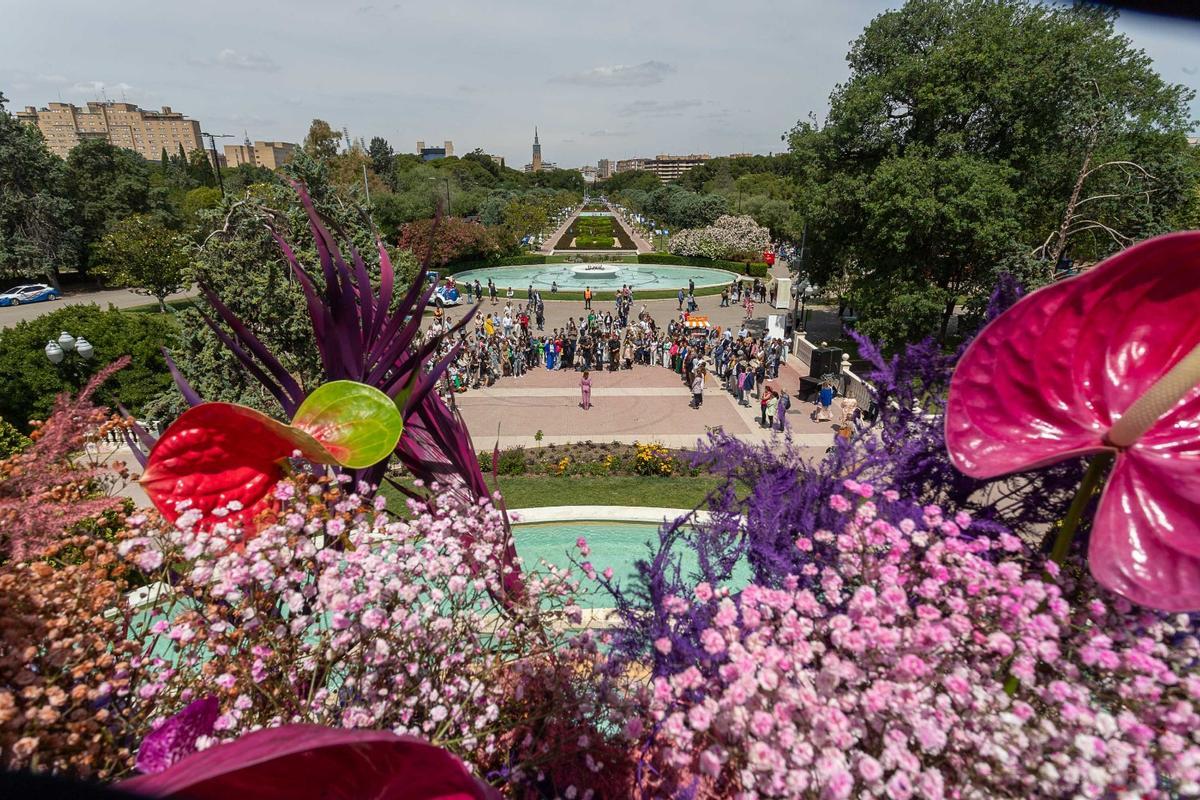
[441,254,547,275]
[637,253,769,278]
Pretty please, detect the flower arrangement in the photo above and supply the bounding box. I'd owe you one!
[642,484,1200,798]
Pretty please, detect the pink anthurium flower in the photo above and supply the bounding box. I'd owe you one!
[118,724,499,799]
[946,231,1200,612]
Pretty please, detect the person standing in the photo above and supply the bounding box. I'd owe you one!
[488,279,497,305]
[677,287,685,311]
[688,278,695,296]
[776,390,791,430]
[584,286,592,310]
[690,368,705,409]
[765,387,779,429]
[817,379,835,422]
[580,370,592,410]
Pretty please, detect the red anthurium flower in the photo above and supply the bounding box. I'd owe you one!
[118,724,499,800]
[946,231,1200,612]
[140,403,335,531]
[141,382,404,533]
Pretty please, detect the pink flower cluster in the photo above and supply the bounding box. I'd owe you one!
[647,486,1200,798]
[123,478,614,784]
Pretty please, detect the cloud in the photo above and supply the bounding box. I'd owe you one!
[552,60,674,87]
[587,128,632,138]
[617,99,702,118]
[207,48,280,72]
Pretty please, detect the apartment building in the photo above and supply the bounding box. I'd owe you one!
[224,140,298,170]
[16,101,203,160]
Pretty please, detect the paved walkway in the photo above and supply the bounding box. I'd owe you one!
[453,362,847,454]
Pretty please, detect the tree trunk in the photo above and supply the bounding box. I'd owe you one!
[157,295,169,313]
[1046,128,1099,281]
[939,296,957,343]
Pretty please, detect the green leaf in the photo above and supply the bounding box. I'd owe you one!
[291,381,403,469]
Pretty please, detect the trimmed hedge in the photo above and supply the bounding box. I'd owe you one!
[442,254,547,275]
[637,253,769,278]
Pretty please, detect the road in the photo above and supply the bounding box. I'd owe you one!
[0,287,195,327]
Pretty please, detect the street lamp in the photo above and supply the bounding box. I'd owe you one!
[200,132,233,196]
[45,330,94,365]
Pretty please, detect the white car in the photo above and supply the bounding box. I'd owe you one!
[0,283,61,306]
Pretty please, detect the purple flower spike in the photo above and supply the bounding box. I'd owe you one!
[136,696,220,774]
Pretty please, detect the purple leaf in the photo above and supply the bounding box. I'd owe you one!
[135,696,219,774]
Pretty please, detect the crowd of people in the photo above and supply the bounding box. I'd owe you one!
[424,281,793,428]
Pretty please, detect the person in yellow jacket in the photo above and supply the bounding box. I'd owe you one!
[484,315,495,337]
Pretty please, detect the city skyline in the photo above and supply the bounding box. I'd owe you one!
[3,0,1199,167]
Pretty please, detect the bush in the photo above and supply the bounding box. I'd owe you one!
[476,449,493,472]
[0,305,177,431]
[632,441,676,476]
[496,445,527,476]
[0,418,29,458]
[443,254,548,275]
[637,253,768,277]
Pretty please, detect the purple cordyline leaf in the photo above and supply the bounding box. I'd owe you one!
[272,231,332,360]
[117,405,153,467]
[161,349,203,408]
[199,286,304,410]
[135,696,219,774]
[196,305,297,414]
[371,239,395,342]
[348,243,375,342]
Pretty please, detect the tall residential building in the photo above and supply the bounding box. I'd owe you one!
[597,159,612,179]
[416,140,454,160]
[16,101,203,161]
[614,158,646,174]
[224,139,298,170]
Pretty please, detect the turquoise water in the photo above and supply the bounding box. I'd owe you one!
[515,520,750,608]
[452,263,736,291]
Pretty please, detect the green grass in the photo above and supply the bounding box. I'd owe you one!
[124,297,198,314]
[382,475,723,510]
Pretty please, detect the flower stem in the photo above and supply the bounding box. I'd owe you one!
[1048,451,1116,566]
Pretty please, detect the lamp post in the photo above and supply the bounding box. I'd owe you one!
[45,330,95,365]
[200,132,233,196]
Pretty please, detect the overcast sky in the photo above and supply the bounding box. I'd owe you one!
[3,1,1198,168]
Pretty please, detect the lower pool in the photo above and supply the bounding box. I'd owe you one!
[515,520,749,608]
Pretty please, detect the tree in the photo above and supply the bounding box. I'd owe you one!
[790,0,1196,343]
[186,147,217,188]
[367,136,394,176]
[303,119,340,161]
[501,199,549,242]
[93,215,191,312]
[397,217,502,268]
[63,140,155,271]
[0,92,79,284]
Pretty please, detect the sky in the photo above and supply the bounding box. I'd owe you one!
[3,1,1199,168]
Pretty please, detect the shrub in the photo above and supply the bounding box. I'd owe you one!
[668,215,771,262]
[476,449,493,472]
[496,445,527,476]
[0,305,176,431]
[396,217,505,268]
[633,441,676,476]
[0,418,29,458]
[443,254,547,275]
[638,253,768,277]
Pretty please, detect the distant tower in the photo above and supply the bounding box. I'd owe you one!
[531,126,542,172]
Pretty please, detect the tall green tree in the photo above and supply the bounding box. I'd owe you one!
[791,0,1196,342]
[63,139,155,271]
[303,119,341,161]
[367,136,394,176]
[0,92,79,284]
[93,215,191,312]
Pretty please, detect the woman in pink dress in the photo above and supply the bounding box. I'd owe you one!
[743,290,755,320]
[579,370,592,410]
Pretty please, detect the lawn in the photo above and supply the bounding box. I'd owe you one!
[382,474,724,510]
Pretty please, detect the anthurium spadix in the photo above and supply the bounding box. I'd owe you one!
[141,381,403,532]
[946,231,1200,612]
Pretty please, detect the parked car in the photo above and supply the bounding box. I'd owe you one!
[0,283,61,306]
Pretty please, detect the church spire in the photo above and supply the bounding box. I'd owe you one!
[534,126,539,145]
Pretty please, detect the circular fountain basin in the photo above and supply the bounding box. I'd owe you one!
[570,264,620,279]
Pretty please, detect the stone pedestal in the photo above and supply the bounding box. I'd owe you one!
[774,276,792,309]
